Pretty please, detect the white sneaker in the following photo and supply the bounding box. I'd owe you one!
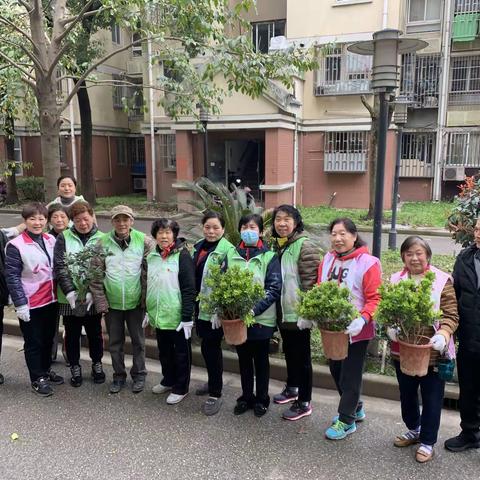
[152,384,172,394]
[166,392,188,405]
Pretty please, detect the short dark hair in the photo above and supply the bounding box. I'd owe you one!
[329,217,367,248]
[22,202,48,220]
[238,213,263,232]
[69,200,94,220]
[271,204,304,237]
[151,218,180,239]
[47,203,69,222]
[57,175,77,188]
[400,235,432,263]
[202,210,225,228]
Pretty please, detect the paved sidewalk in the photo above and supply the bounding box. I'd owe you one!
[0,336,477,480]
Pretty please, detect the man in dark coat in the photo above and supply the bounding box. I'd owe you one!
[445,218,480,452]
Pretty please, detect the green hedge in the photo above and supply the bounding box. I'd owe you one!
[17,176,45,202]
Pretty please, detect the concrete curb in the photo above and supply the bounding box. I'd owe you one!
[2,316,459,403]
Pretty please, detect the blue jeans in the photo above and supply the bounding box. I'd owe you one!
[394,360,445,445]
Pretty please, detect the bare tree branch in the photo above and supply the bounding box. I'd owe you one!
[61,7,105,26]
[0,37,45,73]
[361,94,375,120]
[0,51,37,90]
[17,0,33,12]
[0,14,34,46]
[53,0,95,45]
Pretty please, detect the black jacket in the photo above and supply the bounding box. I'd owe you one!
[0,230,8,306]
[452,244,480,353]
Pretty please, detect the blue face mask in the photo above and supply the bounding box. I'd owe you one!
[241,229,259,246]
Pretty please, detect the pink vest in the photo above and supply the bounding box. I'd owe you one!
[390,265,456,359]
[320,251,380,343]
[8,232,57,309]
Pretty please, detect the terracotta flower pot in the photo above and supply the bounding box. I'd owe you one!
[398,338,432,377]
[320,329,349,361]
[220,318,247,346]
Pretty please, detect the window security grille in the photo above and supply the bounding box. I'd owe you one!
[315,45,372,96]
[324,131,368,173]
[400,132,435,177]
[251,20,286,54]
[454,0,480,13]
[445,131,480,167]
[449,55,480,105]
[158,134,176,170]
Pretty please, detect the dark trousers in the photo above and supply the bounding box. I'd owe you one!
[280,328,312,403]
[19,303,58,382]
[329,340,369,425]
[0,307,3,362]
[457,347,480,435]
[394,360,445,445]
[64,314,103,367]
[236,339,270,407]
[105,308,146,380]
[197,319,223,398]
[156,328,191,395]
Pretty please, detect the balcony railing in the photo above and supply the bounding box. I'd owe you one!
[449,55,480,105]
[445,131,480,167]
[324,131,368,173]
[315,45,372,96]
[400,53,441,108]
[454,0,480,13]
[399,132,435,178]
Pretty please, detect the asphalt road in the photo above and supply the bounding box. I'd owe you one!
[0,212,461,256]
[0,335,477,480]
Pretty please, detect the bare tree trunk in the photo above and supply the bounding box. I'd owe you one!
[4,114,18,204]
[75,79,95,204]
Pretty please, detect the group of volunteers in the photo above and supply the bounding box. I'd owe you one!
[1,174,480,465]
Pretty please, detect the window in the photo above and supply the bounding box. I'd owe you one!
[400,132,435,177]
[449,55,480,104]
[127,77,144,119]
[13,137,23,176]
[251,20,285,53]
[408,0,441,22]
[111,22,121,44]
[158,134,176,171]
[132,31,142,56]
[129,137,145,166]
[445,131,480,167]
[324,131,368,173]
[117,138,128,166]
[316,45,372,95]
[112,74,126,109]
[454,0,480,13]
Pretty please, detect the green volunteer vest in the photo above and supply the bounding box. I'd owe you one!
[57,228,104,304]
[225,248,277,328]
[101,229,145,310]
[197,237,236,321]
[280,237,307,323]
[145,250,182,330]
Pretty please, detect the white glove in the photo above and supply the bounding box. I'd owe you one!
[85,292,93,311]
[346,317,366,337]
[16,304,30,322]
[142,314,149,328]
[66,291,78,309]
[211,314,221,330]
[430,333,447,352]
[176,321,193,340]
[386,327,400,342]
[297,318,314,330]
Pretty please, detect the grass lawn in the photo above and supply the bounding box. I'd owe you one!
[300,201,453,229]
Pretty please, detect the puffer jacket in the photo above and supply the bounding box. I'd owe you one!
[0,230,9,306]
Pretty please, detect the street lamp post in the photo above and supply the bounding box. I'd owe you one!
[199,106,209,178]
[348,30,427,259]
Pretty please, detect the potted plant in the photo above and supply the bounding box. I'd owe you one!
[199,264,264,345]
[375,271,442,377]
[63,245,109,317]
[297,282,359,360]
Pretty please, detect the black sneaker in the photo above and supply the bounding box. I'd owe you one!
[254,403,268,417]
[282,400,312,421]
[132,378,145,394]
[234,399,252,415]
[46,369,64,385]
[109,379,126,394]
[0,373,4,385]
[91,362,106,384]
[70,365,83,387]
[32,377,54,397]
[273,385,299,404]
[445,431,480,452]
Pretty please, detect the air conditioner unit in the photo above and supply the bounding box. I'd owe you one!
[127,59,143,75]
[443,166,466,181]
[133,177,147,190]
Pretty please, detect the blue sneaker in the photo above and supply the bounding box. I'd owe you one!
[333,407,366,423]
[325,419,357,440]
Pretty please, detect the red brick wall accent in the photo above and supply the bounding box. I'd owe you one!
[399,178,432,202]
[175,130,195,211]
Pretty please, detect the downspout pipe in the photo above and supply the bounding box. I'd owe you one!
[147,36,157,201]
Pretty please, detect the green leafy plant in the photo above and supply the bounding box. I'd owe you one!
[64,245,110,302]
[297,282,359,331]
[199,264,264,326]
[374,271,442,344]
[17,176,44,202]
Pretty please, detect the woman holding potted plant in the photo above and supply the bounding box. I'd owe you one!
[143,218,196,405]
[54,201,105,388]
[384,236,458,463]
[317,218,381,440]
[224,214,282,417]
[271,205,320,422]
[193,211,236,416]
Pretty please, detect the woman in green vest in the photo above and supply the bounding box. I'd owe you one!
[193,211,235,416]
[271,205,321,421]
[225,213,282,417]
[143,218,196,405]
[53,201,104,388]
